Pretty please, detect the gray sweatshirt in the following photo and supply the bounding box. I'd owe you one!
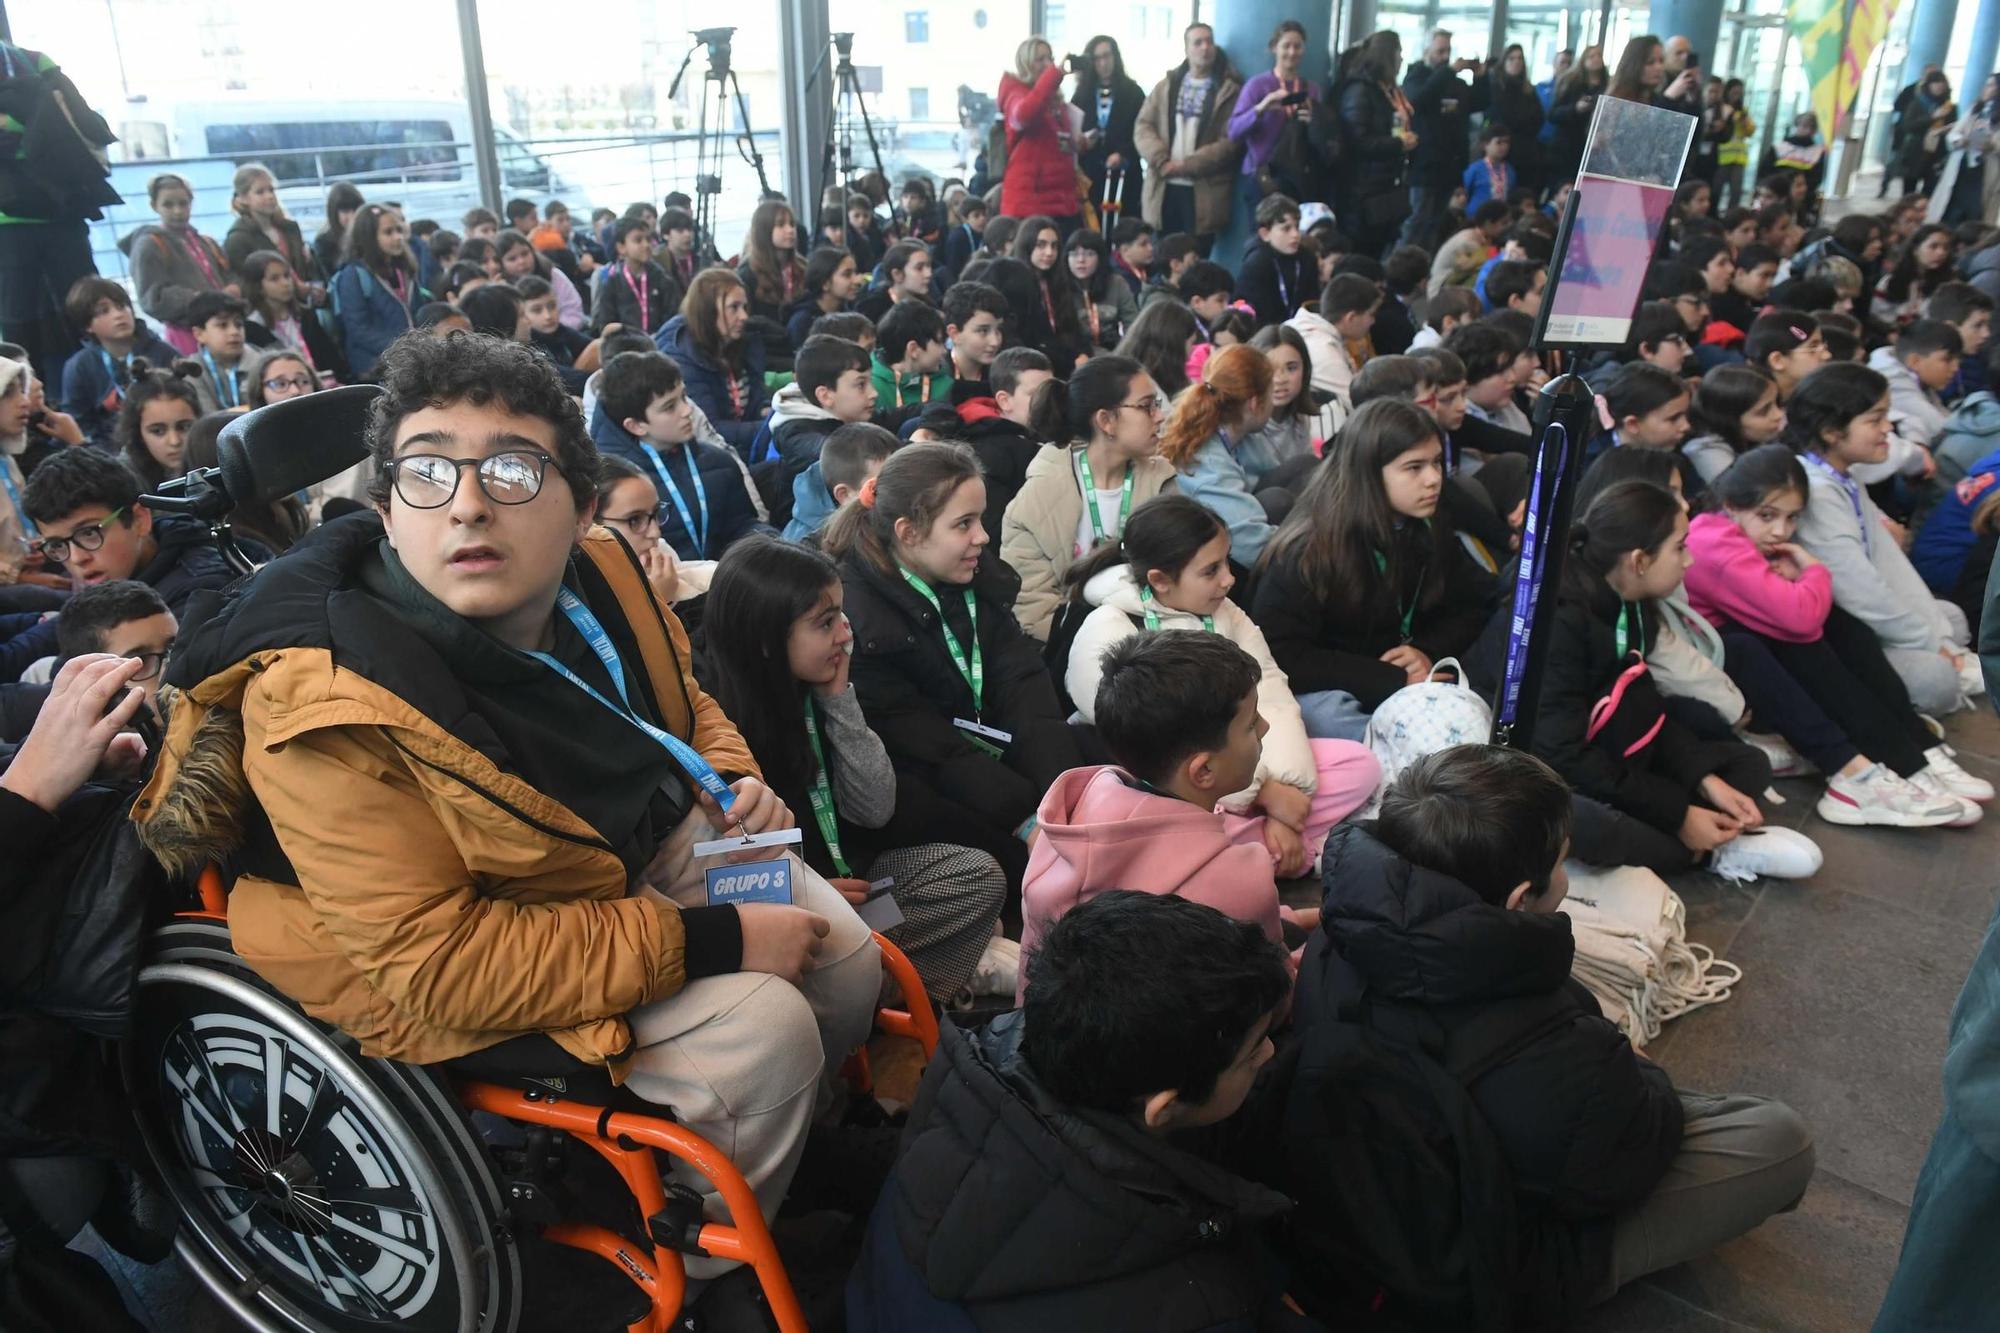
[815,682,896,828]
[1794,462,1950,653]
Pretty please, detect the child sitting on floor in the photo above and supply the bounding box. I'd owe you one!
[849,890,1295,1331]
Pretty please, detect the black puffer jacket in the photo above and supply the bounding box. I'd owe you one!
[1402,59,1489,188]
[1295,823,1686,1318]
[847,1012,1295,1332]
[1335,75,1407,200]
[839,549,1078,836]
[140,514,250,618]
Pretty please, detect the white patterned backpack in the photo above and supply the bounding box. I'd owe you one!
[1362,657,1494,794]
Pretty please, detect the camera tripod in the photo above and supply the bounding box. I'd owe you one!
[667,27,773,263]
[809,31,887,213]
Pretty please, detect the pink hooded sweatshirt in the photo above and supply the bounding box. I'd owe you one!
[1684,512,1834,644]
[1019,766,1282,998]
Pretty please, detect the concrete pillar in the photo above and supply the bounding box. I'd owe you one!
[1897,0,1957,92]
[780,0,832,214]
[455,0,503,212]
[1206,0,1335,262]
[1644,0,1723,75]
[1966,0,2000,105]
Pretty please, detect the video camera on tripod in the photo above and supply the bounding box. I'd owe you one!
[667,26,773,263]
[809,30,888,212]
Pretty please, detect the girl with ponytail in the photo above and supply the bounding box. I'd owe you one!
[1534,476,1823,880]
[1158,342,1278,564]
[999,354,1178,641]
[825,442,1082,859]
[1252,398,1493,741]
[1061,495,1380,877]
[697,536,1014,1002]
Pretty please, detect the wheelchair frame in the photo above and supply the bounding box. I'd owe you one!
[166,865,940,1333]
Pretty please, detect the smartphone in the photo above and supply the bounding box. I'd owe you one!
[1281,91,1310,107]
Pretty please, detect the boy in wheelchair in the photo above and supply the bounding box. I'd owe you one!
[133,332,882,1312]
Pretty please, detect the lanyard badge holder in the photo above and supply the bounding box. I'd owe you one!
[528,588,799,903]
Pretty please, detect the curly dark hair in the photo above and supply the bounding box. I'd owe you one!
[365,330,597,510]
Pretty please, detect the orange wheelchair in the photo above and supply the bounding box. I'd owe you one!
[120,866,939,1333]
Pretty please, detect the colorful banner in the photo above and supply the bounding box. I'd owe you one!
[1790,0,1904,139]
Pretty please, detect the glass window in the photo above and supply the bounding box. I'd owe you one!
[905,11,930,44]
[1044,0,1196,94]
[910,87,931,120]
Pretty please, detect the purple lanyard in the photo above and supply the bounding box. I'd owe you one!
[1804,453,1867,557]
[1497,422,1568,727]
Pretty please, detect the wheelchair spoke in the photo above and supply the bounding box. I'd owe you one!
[188,1167,254,1222]
[164,1060,243,1152]
[290,1226,344,1312]
[324,1184,426,1218]
[306,1231,399,1320]
[261,1032,290,1139]
[286,1057,339,1154]
[331,1210,435,1268]
[173,1028,250,1139]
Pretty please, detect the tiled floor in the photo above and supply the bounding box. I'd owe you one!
[82,708,2000,1331]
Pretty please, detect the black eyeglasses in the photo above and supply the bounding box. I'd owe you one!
[124,647,173,681]
[602,506,663,535]
[387,451,554,508]
[33,507,128,564]
[262,374,314,393]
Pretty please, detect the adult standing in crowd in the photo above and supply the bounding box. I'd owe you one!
[1548,45,1608,186]
[1659,35,1704,115]
[1335,32,1418,261]
[1937,76,2000,225]
[1891,69,1956,201]
[1400,29,1488,251]
[0,41,120,386]
[1071,36,1146,228]
[999,37,1084,236]
[1134,23,1244,258]
[1487,44,1545,198]
[1609,35,1698,112]
[1228,20,1323,219]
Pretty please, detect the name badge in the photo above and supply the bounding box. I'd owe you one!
[952,718,1014,744]
[692,827,804,860]
[704,858,793,906]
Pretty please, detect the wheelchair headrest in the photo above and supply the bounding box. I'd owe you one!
[214,384,379,508]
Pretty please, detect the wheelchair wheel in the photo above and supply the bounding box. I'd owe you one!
[120,919,522,1333]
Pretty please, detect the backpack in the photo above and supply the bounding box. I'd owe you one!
[1363,657,1493,791]
[1278,981,1576,1331]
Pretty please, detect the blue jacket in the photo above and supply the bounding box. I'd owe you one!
[783,460,838,542]
[1178,434,1276,565]
[654,314,769,456]
[59,323,180,449]
[1910,444,2000,592]
[1462,158,1516,212]
[329,262,417,376]
[587,403,770,561]
[1873,894,2000,1331]
[0,612,56,685]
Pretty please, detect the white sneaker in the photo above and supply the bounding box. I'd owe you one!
[1908,769,1985,827]
[1742,730,1816,778]
[1708,826,1824,883]
[966,935,1020,998]
[1922,745,1995,802]
[1818,764,1969,828]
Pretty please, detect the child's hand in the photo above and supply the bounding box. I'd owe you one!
[1700,775,1763,829]
[815,643,852,699]
[1678,805,1741,853]
[1767,541,1819,573]
[736,903,830,983]
[38,407,84,446]
[641,539,679,604]
[1262,819,1310,878]
[1380,644,1433,683]
[827,877,872,906]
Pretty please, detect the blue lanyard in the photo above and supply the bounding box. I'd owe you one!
[640,441,708,558]
[527,587,735,813]
[200,349,239,409]
[1498,422,1569,727]
[1805,453,1867,557]
[0,461,35,538]
[97,346,132,398]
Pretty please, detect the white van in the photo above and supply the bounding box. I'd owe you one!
[91,98,568,281]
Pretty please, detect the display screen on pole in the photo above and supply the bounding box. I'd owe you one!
[1536,97,1697,351]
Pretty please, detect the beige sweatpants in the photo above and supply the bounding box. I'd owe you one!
[625,810,881,1279]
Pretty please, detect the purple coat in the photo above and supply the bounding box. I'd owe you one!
[1227,72,1322,177]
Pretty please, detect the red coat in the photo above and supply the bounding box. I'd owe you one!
[999,66,1080,220]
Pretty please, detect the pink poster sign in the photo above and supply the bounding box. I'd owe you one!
[1541,174,1678,345]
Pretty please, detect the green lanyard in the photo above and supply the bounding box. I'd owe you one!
[1371,549,1421,643]
[1615,602,1646,660]
[898,565,983,713]
[1075,448,1134,547]
[803,696,852,878]
[1139,583,1214,632]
